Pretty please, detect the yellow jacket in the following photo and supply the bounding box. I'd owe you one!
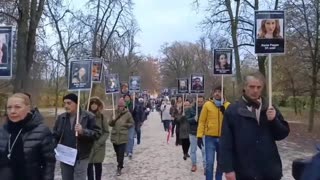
[197,100,230,138]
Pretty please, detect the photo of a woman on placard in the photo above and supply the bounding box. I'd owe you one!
[0,33,8,64]
[215,53,230,71]
[258,19,283,39]
[72,67,87,83]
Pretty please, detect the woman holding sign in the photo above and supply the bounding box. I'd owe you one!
[0,93,55,180]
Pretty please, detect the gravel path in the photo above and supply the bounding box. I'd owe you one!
[54,111,315,180]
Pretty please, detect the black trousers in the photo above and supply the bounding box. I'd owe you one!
[113,143,126,168]
[171,121,176,136]
[181,138,190,155]
[87,163,102,180]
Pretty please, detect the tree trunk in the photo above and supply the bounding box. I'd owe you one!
[308,71,317,132]
[14,0,30,93]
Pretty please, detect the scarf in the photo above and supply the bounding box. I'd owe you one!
[242,93,261,109]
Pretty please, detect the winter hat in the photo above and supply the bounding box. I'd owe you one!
[63,93,78,104]
[118,98,126,107]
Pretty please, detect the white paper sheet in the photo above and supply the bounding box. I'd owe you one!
[55,144,78,166]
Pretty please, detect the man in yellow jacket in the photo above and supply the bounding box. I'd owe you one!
[197,86,230,180]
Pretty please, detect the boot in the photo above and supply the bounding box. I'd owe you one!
[117,167,122,176]
[183,154,187,160]
[191,165,197,172]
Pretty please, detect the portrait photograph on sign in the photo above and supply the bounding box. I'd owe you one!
[121,82,129,95]
[190,75,204,93]
[0,26,13,79]
[105,74,120,94]
[255,10,285,54]
[213,49,233,75]
[68,60,92,91]
[92,59,103,82]
[178,79,189,94]
[129,76,141,92]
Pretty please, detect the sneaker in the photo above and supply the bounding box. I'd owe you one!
[191,165,197,172]
[117,167,122,176]
[187,154,190,158]
[137,140,140,145]
[128,153,132,160]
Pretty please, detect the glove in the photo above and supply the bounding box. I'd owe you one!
[197,138,204,149]
[219,106,225,114]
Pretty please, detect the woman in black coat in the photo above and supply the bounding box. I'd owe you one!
[0,93,56,180]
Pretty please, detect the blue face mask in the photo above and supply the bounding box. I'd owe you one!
[214,99,222,107]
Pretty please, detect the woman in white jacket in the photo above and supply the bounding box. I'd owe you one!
[161,96,172,132]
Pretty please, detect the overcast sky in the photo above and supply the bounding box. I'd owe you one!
[133,0,206,57]
[69,0,206,57]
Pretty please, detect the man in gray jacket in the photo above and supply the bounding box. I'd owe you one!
[53,93,101,180]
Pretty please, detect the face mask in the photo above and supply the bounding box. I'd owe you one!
[214,99,222,107]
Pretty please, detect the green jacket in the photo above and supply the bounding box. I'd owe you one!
[109,109,134,145]
[89,112,110,163]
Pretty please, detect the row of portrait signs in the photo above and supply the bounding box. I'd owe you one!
[0,10,284,79]
[0,10,284,107]
[68,59,142,94]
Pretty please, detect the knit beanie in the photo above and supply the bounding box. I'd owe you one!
[63,93,78,104]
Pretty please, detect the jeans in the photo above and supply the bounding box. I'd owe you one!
[163,120,171,131]
[113,143,126,168]
[189,134,206,168]
[87,163,102,180]
[205,136,222,180]
[126,126,135,154]
[61,158,89,180]
[135,125,141,144]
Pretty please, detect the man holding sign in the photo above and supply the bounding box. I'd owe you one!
[53,93,101,180]
[219,72,289,180]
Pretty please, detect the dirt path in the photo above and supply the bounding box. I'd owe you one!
[54,111,315,180]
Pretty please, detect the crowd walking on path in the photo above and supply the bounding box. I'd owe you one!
[1,72,320,180]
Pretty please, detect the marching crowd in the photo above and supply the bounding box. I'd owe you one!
[159,72,291,180]
[0,72,320,180]
[0,92,150,180]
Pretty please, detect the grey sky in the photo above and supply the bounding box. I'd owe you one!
[133,0,206,57]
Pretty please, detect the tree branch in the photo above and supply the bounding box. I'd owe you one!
[0,11,18,21]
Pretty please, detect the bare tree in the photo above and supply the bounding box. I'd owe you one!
[285,0,320,131]
[1,0,46,92]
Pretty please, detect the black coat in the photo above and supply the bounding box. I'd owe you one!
[219,98,290,180]
[0,112,56,180]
